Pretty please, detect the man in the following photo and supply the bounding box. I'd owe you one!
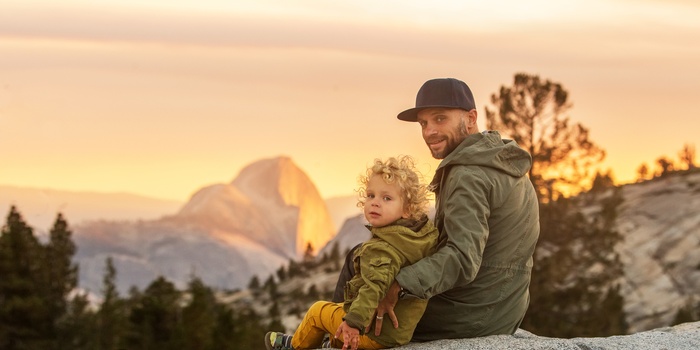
[333,78,540,340]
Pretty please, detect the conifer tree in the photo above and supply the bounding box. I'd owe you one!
[57,292,96,350]
[485,73,605,201]
[248,275,261,290]
[231,305,266,349]
[264,275,278,299]
[589,171,615,194]
[182,276,217,350]
[0,206,47,349]
[303,242,315,267]
[276,265,287,282]
[329,241,340,261]
[211,305,236,349]
[267,301,285,331]
[636,163,650,182]
[126,276,183,350]
[44,213,78,346]
[678,143,696,170]
[287,259,302,278]
[655,156,674,177]
[97,257,127,350]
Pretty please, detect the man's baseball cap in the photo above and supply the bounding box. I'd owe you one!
[397,78,476,122]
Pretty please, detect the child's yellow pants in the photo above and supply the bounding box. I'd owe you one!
[292,301,385,350]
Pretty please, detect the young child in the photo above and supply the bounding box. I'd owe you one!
[265,155,439,350]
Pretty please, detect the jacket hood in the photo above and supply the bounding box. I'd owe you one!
[431,131,532,188]
[369,215,436,263]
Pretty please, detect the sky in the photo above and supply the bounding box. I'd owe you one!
[1,0,699,202]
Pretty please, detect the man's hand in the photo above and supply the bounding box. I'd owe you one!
[334,321,360,350]
[373,280,401,336]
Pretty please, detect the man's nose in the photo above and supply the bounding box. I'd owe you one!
[423,123,437,136]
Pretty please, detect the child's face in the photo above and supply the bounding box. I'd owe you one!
[363,174,409,227]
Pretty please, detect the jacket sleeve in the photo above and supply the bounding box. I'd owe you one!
[396,167,490,299]
[344,243,401,331]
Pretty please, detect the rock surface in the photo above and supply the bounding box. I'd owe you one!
[614,171,700,332]
[389,321,700,350]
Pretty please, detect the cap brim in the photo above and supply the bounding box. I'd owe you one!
[397,107,423,122]
[397,105,469,122]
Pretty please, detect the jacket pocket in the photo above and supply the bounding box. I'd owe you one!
[364,256,392,286]
[344,276,364,301]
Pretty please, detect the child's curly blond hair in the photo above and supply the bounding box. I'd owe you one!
[357,155,432,221]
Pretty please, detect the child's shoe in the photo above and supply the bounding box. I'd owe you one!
[264,331,294,350]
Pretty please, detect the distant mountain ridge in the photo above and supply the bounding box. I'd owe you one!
[0,185,182,232]
[71,156,336,295]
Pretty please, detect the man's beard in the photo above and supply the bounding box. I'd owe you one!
[429,119,469,159]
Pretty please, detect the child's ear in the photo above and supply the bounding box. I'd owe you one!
[402,207,411,219]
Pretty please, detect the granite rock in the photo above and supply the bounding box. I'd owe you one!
[386,321,700,350]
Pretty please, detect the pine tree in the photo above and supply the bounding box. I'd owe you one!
[330,241,341,271]
[267,301,284,331]
[231,305,266,349]
[44,213,78,347]
[126,276,183,350]
[287,258,303,278]
[57,292,97,350]
[276,265,287,282]
[211,305,236,349]
[485,73,606,201]
[636,163,650,182]
[264,275,278,299]
[182,276,217,350]
[303,242,315,268]
[678,143,696,170]
[589,171,615,194]
[248,275,261,290]
[655,156,674,177]
[97,257,127,350]
[0,206,47,349]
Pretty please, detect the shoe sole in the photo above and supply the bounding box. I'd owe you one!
[264,331,275,350]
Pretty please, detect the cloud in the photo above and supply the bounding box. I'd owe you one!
[2,0,698,67]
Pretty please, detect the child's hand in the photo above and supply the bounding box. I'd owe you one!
[334,321,360,350]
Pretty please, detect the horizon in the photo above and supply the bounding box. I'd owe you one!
[1,0,699,201]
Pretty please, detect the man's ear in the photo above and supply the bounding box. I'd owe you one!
[463,109,478,134]
[467,109,478,127]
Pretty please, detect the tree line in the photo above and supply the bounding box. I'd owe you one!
[0,206,272,350]
[0,204,346,350]
[636,143,697,181]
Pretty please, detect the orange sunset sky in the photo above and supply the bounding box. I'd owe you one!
[1,0,699,202]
